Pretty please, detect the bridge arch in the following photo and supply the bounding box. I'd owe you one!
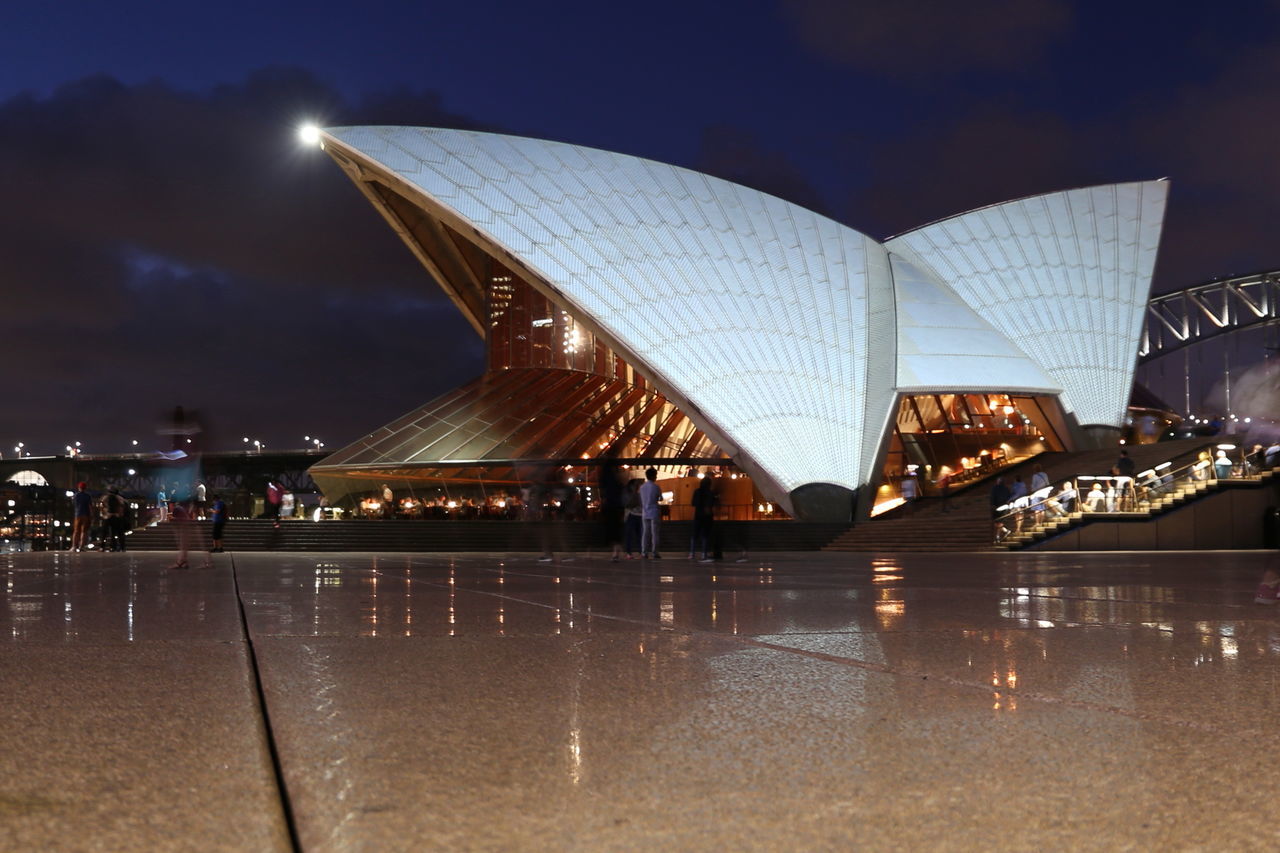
[1139,271,1280,364]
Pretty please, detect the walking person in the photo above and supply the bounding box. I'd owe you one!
[71,481,92,552]
[689,477,716,562]
[265,479,283,528]
[598,455,625,562]
[639,467,663,559]
[208,493,228,553]
[167,499,210,570]
[104,487,128,552]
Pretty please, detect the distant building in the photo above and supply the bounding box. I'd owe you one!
[308,127,1167,520]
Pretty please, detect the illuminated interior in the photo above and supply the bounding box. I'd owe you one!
[308,126,1168,521]
[872,393,1067,515]
[307,193,772,511]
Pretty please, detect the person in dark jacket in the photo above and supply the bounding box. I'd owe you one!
[689,477,717,562]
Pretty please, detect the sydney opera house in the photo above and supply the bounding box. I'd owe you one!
[307,126,1167,522]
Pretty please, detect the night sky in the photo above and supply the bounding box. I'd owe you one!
[4,0,1280,457]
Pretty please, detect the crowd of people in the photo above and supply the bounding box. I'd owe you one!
[991,442,1280,542]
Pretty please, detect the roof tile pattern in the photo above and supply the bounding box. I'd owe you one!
[319,127,1166,510]
[327,127,896,500]
[886,182,1167,427]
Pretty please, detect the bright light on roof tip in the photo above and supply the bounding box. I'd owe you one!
[298,124,322,146]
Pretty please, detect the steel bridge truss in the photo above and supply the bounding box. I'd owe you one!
[1139,272,1280,363]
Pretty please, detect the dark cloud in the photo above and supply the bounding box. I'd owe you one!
[1126,44,1280,285]
[849,39,1280,291]
[0,69,492,453]
[852,106,1112,239]
[780,0,1073,73]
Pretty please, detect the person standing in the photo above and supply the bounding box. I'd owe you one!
[265,479,283,528]
[208,493,227,553]
[71,482,92,552]
[639,467,663,559]
[104,487,127,552]
[1115,449,1136,478]
[156,485,168,524]
[689,477,717,562]
[382,483,394,519]
[598,456,625,562]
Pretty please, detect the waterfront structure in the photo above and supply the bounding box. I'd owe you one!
[308,127,1167,520]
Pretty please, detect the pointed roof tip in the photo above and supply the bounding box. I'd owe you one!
[884,178,1171,244]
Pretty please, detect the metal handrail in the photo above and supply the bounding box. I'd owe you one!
[992,442,1257,543]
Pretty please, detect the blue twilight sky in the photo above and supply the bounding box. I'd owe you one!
[2,0,1279,452]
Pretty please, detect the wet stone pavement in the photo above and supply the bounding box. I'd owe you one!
[2,548,1280,851]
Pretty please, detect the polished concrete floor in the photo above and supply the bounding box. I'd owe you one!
[3,548,1280,851]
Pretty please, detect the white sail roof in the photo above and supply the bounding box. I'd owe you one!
[885,182,1168,427]
[316,126,1165,512]
[322,126,905,504]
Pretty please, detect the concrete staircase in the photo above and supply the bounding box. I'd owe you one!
[1001,466,1278,549]
[824,439,1212,553]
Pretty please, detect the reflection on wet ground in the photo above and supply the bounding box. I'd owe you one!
[3,549,1279,849]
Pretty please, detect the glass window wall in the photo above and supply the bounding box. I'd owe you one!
[874,393,1065,516]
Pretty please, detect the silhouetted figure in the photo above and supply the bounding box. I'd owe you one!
[168,500,210,570]
[104,487,127,552]
[1115,449,1136,478]
[208,493,227,553]
[71,482,92,552]
[598,455,625,562]
[689,477,717,562]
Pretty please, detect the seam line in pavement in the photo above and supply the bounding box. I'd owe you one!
[231,553,304,853]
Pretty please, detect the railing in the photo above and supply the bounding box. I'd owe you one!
[994,443,1272,544]
[336,502,790,523]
